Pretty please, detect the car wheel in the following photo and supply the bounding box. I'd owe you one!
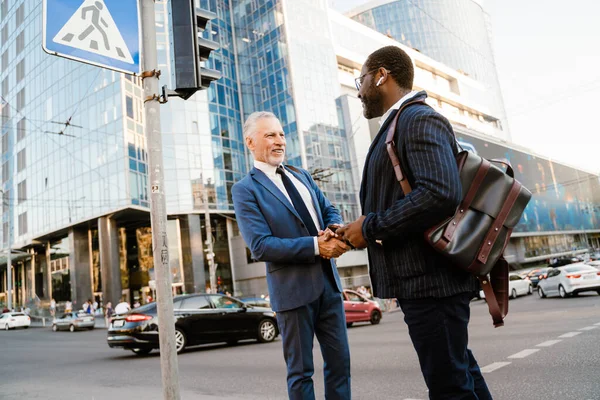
[346,322,353,328]
[257,319,277,343]
[174,328,187,354]
[4,323,9,331]
[511,289,517,299]
[558,285,568,298]
[131,348,152,356]
[528,285,533,295]
[52,324,58,332]
[370,310,382,325]
[69,324,75,332]
[538,287,546,298]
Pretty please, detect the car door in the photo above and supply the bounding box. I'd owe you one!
[544,269,561,295]
[56,313,71,329]
[344,291,370,322]
[509,275,526,296]
[209,295,255,339]
[178,295,217,344]
[0,314,6,329]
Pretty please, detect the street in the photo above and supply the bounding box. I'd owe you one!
[1,293,599,400]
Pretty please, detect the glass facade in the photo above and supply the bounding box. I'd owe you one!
[350,0,508,135]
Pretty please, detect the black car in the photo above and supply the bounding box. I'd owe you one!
[107,294,278,356]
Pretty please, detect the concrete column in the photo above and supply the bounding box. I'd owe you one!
[180,214,206,294]
[43,242,52,300]
[98,216,122,306]
[26,250,35,301]
[226,218,238,296]
[19,262,25,306]
[69,228,93,310]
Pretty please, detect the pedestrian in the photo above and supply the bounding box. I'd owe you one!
[65,300,73,313]
[104,302,114,328]
[232,111,352,399]
[114,298,131,315]
[92,299,99,314]
[49,298,56,317]
[133,299,140,309]
[337,46,491,399]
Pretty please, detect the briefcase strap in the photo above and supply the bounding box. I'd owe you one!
[479,256,509,328]
[384,99,428,195]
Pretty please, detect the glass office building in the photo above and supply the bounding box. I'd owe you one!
[347,0,509,140]
[1,0,597,308]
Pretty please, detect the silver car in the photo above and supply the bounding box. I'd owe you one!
[52,312,96,332]
[537,263,600,298]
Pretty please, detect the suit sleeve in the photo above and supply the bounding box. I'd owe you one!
[303,169,344,227]
[362,112,461,242]
[232,182,317,264]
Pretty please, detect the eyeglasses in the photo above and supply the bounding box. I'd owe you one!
[354,68,389,90]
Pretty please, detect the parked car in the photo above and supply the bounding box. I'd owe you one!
[537,263,600,298]
[108,294,278,355]
[0,312,31,330]
[342,289,382,327]
[52,311,95,332]
[586,260,600,270]
[527,267,551,288]
[239,297,271,308]
[479,273,533,299]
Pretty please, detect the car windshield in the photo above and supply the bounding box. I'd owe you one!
[12,313,25,317]
[563,265,596,273]
[76,312,88,317]
[133,303,157,313]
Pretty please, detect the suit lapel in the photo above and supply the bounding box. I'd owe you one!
[250,167,303,222]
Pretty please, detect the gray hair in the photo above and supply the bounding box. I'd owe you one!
[243,111,278,139]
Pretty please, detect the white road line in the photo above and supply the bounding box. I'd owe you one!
[594,322,600,326]
[536,340,562,347]
[480,362,511,373]
[579,326,598,331]
[507,349,540,359]
[559,331,582,338]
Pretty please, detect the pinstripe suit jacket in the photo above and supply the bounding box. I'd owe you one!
[360,91,479,299]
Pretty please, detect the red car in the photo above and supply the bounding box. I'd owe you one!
[342,289,382,327]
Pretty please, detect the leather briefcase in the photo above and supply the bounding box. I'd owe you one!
[385,99,532,327]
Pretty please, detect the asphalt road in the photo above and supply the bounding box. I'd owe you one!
[1,292,599,400]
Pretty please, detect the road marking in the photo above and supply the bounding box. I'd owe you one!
[559,331,582,338]
[536,340,562,347]
[594,322,600,326]
[579,326,598,331]
[508,349,540,359]
[480,362,511,373]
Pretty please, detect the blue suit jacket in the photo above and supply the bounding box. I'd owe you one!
[232,166,344,312]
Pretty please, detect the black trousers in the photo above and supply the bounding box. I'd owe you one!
[399,292,492,400]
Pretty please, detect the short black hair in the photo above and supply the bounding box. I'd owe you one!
[365,46,414,90]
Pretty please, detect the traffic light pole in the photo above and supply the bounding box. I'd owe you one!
[140,1,180,399]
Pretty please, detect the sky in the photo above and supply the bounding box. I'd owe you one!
[329,0,600,173]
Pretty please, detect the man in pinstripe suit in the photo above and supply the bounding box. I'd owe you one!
[337,46,492,399]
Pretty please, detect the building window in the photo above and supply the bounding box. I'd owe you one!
[1,102,9,124]
[2,190,8,213]
[17,148,25,172]
[1,133,7,154]
[1,25,7,45]
[15,4,24,26]
[16,89,25,111]
[17,118,25,141]
[16,31,24,55]
[16,59,24,83]
[18,212,27,235]
[1,1,7,22]
[1,76,7,97]
[126,95,134,118]
[17,180,25,203]
[2,222,8,245]
[1,50,7,72]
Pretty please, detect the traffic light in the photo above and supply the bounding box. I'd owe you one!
[169,0,222,99]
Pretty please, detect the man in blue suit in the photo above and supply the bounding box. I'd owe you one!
[232,111,352,400]
[338,46,491,399]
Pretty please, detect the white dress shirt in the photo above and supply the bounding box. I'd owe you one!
[379,90,420,127]
[254,160,321,256]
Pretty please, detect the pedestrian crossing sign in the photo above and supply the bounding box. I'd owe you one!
[42,0,141,75]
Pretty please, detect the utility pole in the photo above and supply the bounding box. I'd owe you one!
[1,190,12,310]
[140,1,180,399]
[202,176,216,293]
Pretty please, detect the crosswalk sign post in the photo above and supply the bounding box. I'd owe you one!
[42,0,141,75]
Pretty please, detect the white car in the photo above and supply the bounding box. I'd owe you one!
[0,312,31,330]
[479,273,533,299]
[538,263,600,298]
[586,260,600,269]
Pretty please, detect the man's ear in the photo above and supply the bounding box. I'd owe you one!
[246,136,255,152]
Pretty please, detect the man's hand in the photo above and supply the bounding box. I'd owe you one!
[318,235,350,259]
[337,216,368,249]
[319,224,343,241]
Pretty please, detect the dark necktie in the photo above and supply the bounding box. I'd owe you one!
[276,166,319,236]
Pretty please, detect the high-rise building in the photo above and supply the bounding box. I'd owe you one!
[346,0,510,141]
[1,0,598,309]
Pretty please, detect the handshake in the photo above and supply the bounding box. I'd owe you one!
[318,216,368,259]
